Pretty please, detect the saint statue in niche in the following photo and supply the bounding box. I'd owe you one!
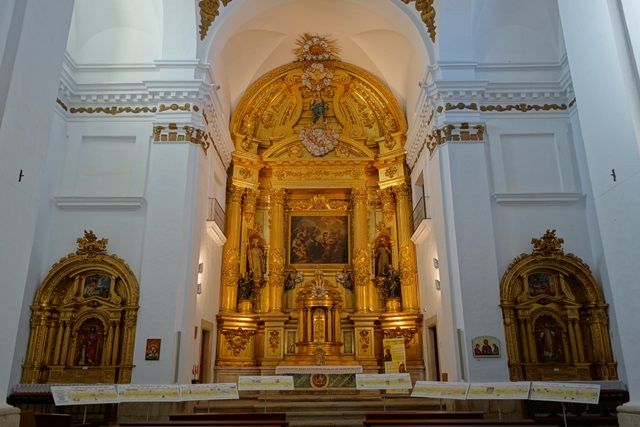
[237,272,255,301]
[247,238,266,281]
[375,243,392,277]
[535,316,565,363]
[385,267,401,299]
[77,325,101,366]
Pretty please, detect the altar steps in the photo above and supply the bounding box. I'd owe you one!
[195,394,442,427]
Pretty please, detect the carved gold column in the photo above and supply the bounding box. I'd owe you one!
[351,188,371,312]
[220,185,245,312]
[394,183,419,311]
[242,188,260,227]
[268,188,286,313]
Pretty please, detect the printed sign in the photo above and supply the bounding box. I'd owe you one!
[116,384,181,402]
[467,382,531,400]
[411,381,469,400]
[51,385,119,406]
[179,383,239,401]
[237,376,294,391]
[355,373,412,390]
[529,382,600,404]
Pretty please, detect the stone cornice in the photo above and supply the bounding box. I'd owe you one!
[57,55,233,168]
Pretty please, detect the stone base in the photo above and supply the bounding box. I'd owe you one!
[618,403,640,427]
[0,406,20,427]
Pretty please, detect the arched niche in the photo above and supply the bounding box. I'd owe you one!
[21,231,139,384]
[500,230,617,382]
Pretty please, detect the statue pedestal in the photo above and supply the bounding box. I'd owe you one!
[237,299,253,313]
[386,297,401,311]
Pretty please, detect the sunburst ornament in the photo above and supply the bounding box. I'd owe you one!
[294,33,341,62]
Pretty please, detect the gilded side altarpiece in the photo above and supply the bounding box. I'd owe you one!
[22,231,139,384]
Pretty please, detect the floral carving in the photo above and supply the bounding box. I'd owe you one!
[222,248,240,287]
[353,249,370,287]
[531,229,565,255]
[269,330,280,353]
[359,330,371,353]
[385,166,398,179]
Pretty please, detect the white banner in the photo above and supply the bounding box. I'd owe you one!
[411,381,469,400]
[116,384,181,402]
[51,385,119,406]
[237,376,294,391]
[179,383,239,401]
[355,373,412,390]
[466,382,531,400]
[529,382,600,404]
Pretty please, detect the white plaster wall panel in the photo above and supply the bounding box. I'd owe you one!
[133,143,194,384]
[500,134,562,193]
[59,122,151,197]
[68,0,162,64]
[0,0,74,402]
[621,0,640,81]
[426,149,461,381]
[442,142,507,382]
[488,119,579,195]
[471,0,562,64]
[74,136,136,196]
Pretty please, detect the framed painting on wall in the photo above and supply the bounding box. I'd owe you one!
[289,213,349,265]
[472,336,501,358]
[145,338,161,361]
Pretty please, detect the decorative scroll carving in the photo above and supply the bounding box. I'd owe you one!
[227,185,246,204]
[70,106,156,115]
[398,245,417,290]
[384,166,398,179]
[351,188,369,207]
[401,0,436,42]
[222,248,240,287]
[153,124,210,153]
[159,103,191,112]
[288,194,350,211]
[531,229,565,255]
[273,168,363,181]
[428,123,485,156]
[198,0,232,40]
[384,327,417,348]
[480,103,567,113]
[222,327,255,356]
[76,230,108,257]
[353,249,370,287]
[268,249,285,288]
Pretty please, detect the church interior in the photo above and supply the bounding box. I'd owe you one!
[1,0,640,426]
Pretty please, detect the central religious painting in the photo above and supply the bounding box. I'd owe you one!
[289,214,349,265]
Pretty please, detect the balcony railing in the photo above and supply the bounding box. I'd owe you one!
[413,196,430,232]
[208,198,226,231]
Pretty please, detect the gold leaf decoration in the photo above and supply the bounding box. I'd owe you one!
[70,106,157,115]
[76,230,108,257]
[401,0,436,42]
[531,229,565,255]
[221,327,255,356]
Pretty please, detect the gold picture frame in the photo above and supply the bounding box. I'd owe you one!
[288,212,350,267]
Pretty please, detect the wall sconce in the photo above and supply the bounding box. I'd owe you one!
[196,283,202,295]
[198,263,204,273]
[433,258,439,269]
[435,279,441,291]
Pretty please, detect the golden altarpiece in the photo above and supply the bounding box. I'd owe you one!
[500,230,617,382]
[215,35,424,382]
[22,231,139,384]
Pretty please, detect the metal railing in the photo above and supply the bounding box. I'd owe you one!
[208,198,225,231]
[413,196,430,232]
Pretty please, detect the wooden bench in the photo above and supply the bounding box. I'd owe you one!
[117,419,288,427]
[169,413,287,422]
[364,411,484,421]
[362,412,541,427]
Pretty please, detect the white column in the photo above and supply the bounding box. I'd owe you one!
[558,1,640,422]
[0,0,74,420]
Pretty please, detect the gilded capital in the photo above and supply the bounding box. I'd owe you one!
[393,183,411,202]
[270,188,287,206]
[377,187,396,221]
[351,188,369,207]
[228,185,246,204]
[242,189,260,223]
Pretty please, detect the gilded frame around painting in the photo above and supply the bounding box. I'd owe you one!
[288,212,350,267]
